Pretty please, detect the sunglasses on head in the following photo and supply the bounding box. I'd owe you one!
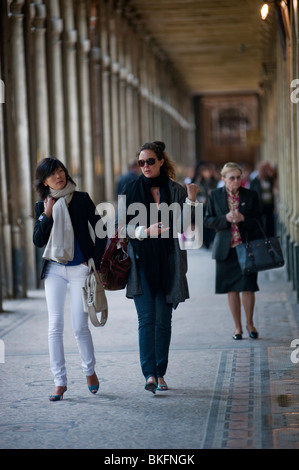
[138,158,157,167]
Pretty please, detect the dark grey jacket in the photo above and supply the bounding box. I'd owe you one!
[204,186,262,261]
[122,179,192,309]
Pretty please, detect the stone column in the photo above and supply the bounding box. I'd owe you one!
[9,0,35,295]
[47,0,66,163]
[0,0,13,299]
[117,4,129,174]
[110,5,121,179]
[32,0,49,160]
[139,40,150,146]
[290,3,299,299]
[77,0,94,199]
[124,7,137,162]
[100,0,114,202]
[61,0,81,186]
[119,65,128,174]
[90,1,105,203]
[0,63,5,307]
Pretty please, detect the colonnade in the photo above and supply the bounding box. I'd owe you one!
[1,0,299,304]
[0,0,195,300]
[259,2,299,300]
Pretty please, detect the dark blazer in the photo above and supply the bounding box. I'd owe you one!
[33,191,107,279]
[204,186,262,261]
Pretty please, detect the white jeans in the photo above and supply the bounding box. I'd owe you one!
[44,261,96,386]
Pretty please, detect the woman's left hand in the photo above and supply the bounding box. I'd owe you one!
[228,209,245,224]
[186,183,199,202]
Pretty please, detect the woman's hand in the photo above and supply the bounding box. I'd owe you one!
[226,209,244,224]
[44,196,56,218]
[145,222,170,237]
[186,183,199,202]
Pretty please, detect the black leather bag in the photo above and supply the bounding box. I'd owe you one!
[235,220,284,275]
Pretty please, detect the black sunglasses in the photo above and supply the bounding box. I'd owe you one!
[138,158,156,167]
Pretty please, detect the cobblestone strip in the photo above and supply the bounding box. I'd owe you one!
[203,348,262,449]
[268,346,299,449]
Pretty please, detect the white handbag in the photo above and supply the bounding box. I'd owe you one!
[82,258,108,327]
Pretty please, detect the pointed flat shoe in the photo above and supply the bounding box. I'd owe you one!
[247,326,258,339]
[232,333,242,340]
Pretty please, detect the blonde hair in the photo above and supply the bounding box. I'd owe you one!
[220,162,243,177]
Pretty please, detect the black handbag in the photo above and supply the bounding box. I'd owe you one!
[235,220,284,275]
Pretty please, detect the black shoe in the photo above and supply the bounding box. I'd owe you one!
[145,379,157,394]
[232,333,242,340]
[247,326,258,339]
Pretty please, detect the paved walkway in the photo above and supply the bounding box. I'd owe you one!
[1,248,299,452]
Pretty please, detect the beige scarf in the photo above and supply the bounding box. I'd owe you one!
[42,181,76,264]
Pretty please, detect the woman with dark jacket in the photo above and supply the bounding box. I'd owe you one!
[204,162,262,340]
[33,158,106,401]
[118,141,199,393]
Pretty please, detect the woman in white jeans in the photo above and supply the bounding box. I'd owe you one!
[33,158,106,401]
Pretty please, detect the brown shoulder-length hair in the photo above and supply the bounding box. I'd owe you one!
[136,141,176,180]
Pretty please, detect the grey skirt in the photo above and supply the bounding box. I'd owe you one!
[215,247,259,294]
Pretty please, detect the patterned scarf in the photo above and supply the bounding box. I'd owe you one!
[226,187,242,248]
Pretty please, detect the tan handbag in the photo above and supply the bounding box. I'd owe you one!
[82,258,108,327]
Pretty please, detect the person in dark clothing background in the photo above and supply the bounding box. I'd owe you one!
[204,162,263,341]
[250,161,276,237]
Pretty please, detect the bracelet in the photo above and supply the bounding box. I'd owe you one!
[185,198,199,207]
[38,212,46,221]
[135,226,148,240]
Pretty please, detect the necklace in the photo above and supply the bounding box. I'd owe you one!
[151,186,160,196]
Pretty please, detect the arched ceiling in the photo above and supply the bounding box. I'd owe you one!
[129,0,275,96]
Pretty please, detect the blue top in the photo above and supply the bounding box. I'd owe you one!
[66,237,85,266]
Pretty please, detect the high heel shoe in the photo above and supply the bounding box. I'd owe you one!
[88,383,99,394]
[145,378,157,394]
[157,383,168,391]
[87,373,99,394]
[49,386,67,402]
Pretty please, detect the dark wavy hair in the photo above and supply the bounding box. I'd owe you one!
[136,141,176,180]
[33,157,76,200]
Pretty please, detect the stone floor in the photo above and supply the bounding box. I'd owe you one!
[1,248,299,452]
